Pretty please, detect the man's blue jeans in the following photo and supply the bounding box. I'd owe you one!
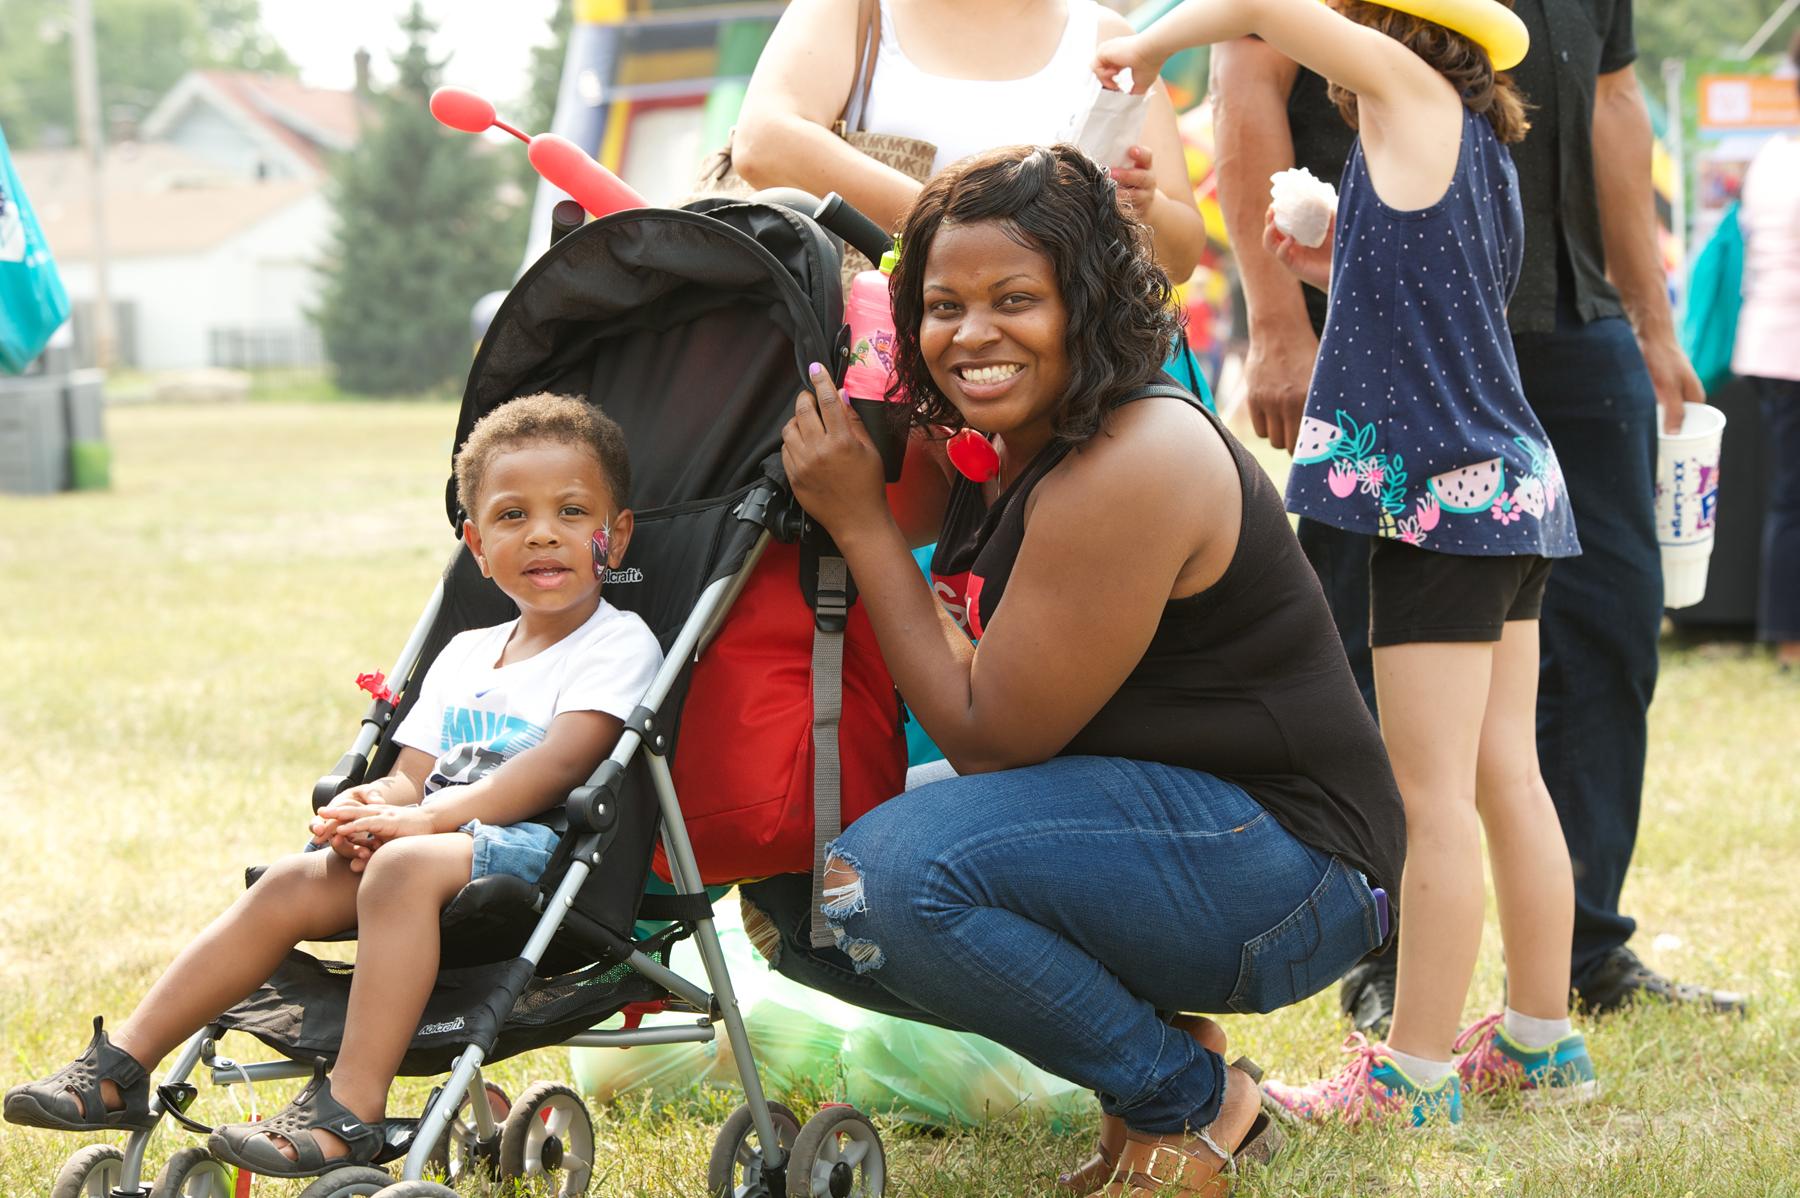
[1753,377,1800,643]
[1296,314,1661,988]
[740,756,1381,1133]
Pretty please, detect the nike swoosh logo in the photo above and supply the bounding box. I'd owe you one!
[340,1121,360,1134]
[474,688,493,698]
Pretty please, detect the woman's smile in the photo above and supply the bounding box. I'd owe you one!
[951,360,1027,398]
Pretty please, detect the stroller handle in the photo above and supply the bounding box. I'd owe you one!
[813,193,894,268]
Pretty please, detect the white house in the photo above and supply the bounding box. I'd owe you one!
[18,69,365,370]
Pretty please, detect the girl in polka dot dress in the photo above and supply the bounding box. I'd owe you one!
[1100,0,1596,1134]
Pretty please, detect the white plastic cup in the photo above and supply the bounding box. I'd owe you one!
[1654,402,1727,609]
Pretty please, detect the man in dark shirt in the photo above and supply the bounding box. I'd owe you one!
[1213,0,1746,1026]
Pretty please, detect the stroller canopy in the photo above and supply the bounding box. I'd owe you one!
[453,202,844,519]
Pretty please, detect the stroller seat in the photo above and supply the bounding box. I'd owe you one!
[240,864,586,971]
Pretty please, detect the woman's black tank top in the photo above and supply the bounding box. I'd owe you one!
[929,385,1405,895]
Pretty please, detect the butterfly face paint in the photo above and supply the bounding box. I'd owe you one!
[591,523,612,580]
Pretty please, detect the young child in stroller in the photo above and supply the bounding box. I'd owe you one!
[3,392,663,1179]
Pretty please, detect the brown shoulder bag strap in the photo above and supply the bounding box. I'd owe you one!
[834,0,881,136]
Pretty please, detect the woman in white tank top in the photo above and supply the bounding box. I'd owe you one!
[734,0,1206,280]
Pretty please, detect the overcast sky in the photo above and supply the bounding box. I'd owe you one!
[262,0,560,108]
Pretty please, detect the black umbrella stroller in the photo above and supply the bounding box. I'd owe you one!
[51,192,907,1198]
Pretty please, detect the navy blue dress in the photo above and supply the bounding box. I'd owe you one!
[1285,107,1580,559]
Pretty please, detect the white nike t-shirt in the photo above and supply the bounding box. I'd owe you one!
[394,600,663,797]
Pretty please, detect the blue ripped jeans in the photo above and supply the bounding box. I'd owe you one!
[743,756,1381,1133]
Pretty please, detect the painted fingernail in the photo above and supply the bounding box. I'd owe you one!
[809,362,825,378]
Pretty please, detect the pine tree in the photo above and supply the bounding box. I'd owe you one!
[314,3,516,395]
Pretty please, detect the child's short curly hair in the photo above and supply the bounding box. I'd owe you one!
[454,393,632,516]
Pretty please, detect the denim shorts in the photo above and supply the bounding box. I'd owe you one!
[303,816,559,884]
[457,819,561,884]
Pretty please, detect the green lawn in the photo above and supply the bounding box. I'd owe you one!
[0,400,1795,1196]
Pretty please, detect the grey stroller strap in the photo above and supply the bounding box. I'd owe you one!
[809,555,848,949]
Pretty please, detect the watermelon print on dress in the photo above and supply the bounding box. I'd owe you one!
[1294,415,1345,465]
[1282,106,1579,559]
[1428,458,1503,513]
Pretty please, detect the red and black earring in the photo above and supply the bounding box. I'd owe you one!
[946,428,1000,483]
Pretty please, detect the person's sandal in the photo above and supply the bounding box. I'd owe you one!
[3,1016,154,1133]
[1059,1018,1267,1196]
[207,1058,383,1179]
[1104,1064,1282,1197]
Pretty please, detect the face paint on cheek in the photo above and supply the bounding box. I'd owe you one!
[591,524,611,580]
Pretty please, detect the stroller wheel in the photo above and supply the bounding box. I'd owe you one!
[149,1146,232,1198]
[50,1143,123,1198]
[294,1165,396,1197]
[789,1106,886,1198]
[706,1099,803,1198]
[499,1081,594,1196]
[422,1080,510,1183]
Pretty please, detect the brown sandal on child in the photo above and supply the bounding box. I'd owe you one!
[3,1017,154,1133]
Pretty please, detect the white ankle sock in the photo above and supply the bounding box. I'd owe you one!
[1503,1008,1572,1049]
[1384,1047,1454,1087]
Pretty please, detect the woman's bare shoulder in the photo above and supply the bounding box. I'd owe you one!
[1040,395,1236,519]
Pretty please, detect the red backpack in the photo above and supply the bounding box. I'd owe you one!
[654,540,906,887]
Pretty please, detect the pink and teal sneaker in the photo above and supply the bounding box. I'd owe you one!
[1260,1035,1462,1127]
[1454,1013,1599,1105]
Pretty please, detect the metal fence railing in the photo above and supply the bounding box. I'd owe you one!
[209,325,324,370]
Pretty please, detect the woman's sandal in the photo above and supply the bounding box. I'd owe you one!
[1059,1016,1257,1195]
[3,1017,154,1133]
[1104,1064,1283,1198]
[207,1058,384,1179]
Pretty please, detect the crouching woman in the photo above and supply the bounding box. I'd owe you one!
[753,144,1404,1196]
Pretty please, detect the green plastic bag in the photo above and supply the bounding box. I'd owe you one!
[570,900,1094,1128]
[843,1019,1090,1132]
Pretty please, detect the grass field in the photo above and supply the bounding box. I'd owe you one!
[1,399,1796,1197]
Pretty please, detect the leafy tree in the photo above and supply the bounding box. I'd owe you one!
[1633,2,1782,72]
[313,3,518,396]
[520,0,574,140]
[0,0,294,149]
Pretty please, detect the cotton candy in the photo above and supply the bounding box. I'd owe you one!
[1269,167,1338,248]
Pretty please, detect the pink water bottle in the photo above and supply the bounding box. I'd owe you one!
[842,243,906,480]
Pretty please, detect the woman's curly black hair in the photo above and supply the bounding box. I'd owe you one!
[886,143,1181,445]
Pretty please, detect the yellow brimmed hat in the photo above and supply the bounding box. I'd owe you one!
[1348,0,1530,71]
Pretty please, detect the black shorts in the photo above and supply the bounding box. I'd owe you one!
[1369,538,1554,647]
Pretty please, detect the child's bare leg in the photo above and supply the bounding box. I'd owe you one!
[1375,641,1493,1064]
[283,832,472,1160]
[1475,620,1574,1020]
[98,850,361,1111]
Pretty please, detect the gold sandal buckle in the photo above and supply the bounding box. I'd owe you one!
[1145,1143,1192,1187]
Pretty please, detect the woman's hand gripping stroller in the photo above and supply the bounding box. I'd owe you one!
[782,363,889,540]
